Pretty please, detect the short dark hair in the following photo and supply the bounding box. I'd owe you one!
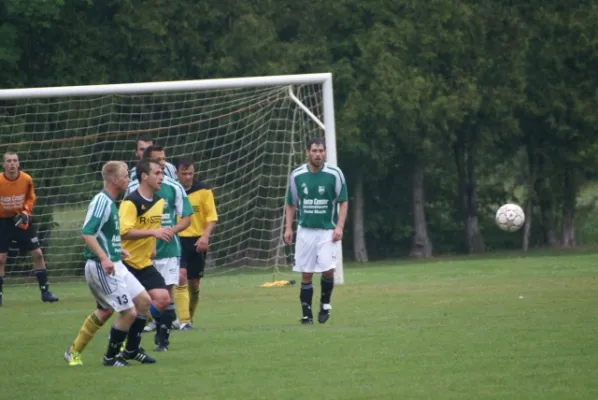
[306,137,326,150]
[142,145,164,160]
[136,159,159,181]
[136,135,153,145]
[176,157,194,170]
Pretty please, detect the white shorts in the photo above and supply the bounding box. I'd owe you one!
[154,257,180,286]
[293,227,339,273]
[84,260,145,312]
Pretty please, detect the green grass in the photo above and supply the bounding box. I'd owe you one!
[3,254,598,400]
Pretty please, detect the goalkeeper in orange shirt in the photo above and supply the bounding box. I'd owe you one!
[0,152,59,306]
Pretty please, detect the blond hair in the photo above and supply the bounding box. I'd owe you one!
[101,161,128,182]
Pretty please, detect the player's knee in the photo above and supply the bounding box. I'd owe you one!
[178,268,187,285]
[133,291,151,314]
[151,289,170,311]
[188,278,200,292]
[322,270,334,280]
[30,249,44,263]
[120,307,137,324]
[301,272,313,283]
[95,308,114,322]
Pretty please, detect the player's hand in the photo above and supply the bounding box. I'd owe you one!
[195,237,209,252]
[14,212,29,229]
[332,227,343,242]
[153,227,173,242]
[283,229,293,245]
[120,249,130,259]
[100,257,115,276]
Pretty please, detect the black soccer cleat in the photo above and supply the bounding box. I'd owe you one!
[318,304,332,324]
[122,347,156,364]
[300,317,313,325]
[41,291,59,303]
[153,344,169,352]
[103,355,130,367]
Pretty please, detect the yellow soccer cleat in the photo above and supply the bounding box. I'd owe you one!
[64,347,83,366]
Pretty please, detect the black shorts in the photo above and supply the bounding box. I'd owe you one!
[0,218,41,253]
[123,262,166,291]
[180,237,206,279]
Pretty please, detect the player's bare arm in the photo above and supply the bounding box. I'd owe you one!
[171,215,191,235]
[283,204,296,245]
[332,201,349,242]
[121,227,173,242]
[196,221,216,252]
[81,234,114,275]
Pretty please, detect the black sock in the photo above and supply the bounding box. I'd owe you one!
[125,315,146,354]
[320,276,334,305]
[105,325,128,359]
[158,304,176,346]
[300,282,313,318]
[153,315,162,344]
[35,269,48,292]
[0,276,4,294]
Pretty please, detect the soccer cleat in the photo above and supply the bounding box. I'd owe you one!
[180,322,193,331]
[64,348,83,366]
[41,291,59,303]
[153,344,168,352]
[143,320,156,332]
[122,347,156,364]
[300,317,313,325]
[318,304,332,324]
[103,355,130,367]
[171,319,181,330]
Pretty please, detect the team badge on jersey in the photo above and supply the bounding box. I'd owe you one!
[318,186,325,195]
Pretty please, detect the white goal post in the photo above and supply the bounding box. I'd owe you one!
[0,73,345,284]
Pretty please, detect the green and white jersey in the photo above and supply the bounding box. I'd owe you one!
[286,163,348,230]
[126,176,193,258]
[81,190,122,262]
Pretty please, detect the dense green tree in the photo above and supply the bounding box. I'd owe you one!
[1,0,598,273]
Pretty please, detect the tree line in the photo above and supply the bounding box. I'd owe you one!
[2,0,598,265]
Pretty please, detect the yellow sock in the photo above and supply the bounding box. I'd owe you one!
[174,284,191,323]
[71,313,104,353]
[189,288,200,323]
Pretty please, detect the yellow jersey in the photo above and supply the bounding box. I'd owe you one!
[119,190,164,269]
[179,181,218,238]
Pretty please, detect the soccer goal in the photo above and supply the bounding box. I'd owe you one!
[0,73,345,284]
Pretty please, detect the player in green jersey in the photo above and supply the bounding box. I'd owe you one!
[284,138,348,324]
[64,161,155,367]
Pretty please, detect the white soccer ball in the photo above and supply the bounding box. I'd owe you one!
[495,203,525,232]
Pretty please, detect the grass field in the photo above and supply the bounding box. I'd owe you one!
[2,253,598,400]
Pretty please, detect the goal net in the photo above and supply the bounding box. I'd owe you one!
[0,73,344,284]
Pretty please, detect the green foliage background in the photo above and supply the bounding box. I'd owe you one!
[2,0,598,274]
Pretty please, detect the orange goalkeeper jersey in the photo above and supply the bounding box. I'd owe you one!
[0,172,36,218]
